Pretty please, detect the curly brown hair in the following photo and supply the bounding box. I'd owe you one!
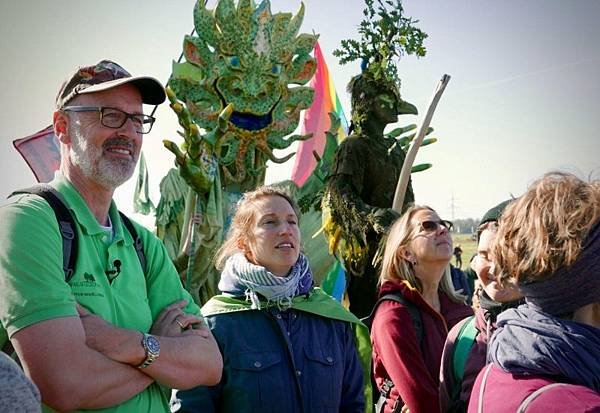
[494,172,600,284]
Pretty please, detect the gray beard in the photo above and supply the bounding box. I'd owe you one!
[69,126,136,189]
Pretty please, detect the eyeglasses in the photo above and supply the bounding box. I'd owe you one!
[419,219,453,233]
[62,106,156,134]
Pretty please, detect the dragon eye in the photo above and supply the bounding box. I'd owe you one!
[229,56,241,68]
[271,64,282,75]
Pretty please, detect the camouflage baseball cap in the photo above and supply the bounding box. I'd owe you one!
[55,59,166,109]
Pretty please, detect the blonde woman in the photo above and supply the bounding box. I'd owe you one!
[177,185,371,413]
[371,206,472,413]
[468,172,600,412]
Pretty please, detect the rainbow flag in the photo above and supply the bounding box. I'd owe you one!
[292,42,349,302]
[291,41,348,187]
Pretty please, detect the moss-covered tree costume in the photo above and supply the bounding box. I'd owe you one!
[323,0,428,317]
[324,76,417,317]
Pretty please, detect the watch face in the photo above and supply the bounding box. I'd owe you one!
[146,335,160,354]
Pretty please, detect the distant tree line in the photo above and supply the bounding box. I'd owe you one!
[452,218,480,234]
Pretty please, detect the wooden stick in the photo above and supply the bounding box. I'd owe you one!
[392,74,451,212]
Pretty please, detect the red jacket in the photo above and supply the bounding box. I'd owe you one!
[468,364,600,413]
[372,279,473,413]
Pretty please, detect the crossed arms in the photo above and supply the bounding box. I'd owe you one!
[12,299,222,412]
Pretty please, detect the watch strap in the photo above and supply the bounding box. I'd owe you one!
[137,333,159,369]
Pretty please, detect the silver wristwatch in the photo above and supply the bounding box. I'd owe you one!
[137,333,160,369]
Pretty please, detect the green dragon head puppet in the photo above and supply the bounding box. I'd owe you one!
[170,0,318,185]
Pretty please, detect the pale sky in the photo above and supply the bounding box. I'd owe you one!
[1,0,599,223]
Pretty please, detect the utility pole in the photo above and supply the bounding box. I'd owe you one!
[450,193,456,222]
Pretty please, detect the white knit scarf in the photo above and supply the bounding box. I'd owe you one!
[218,253,311,310]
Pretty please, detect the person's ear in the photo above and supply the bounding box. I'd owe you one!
[237,237,253,256]
[53,111,70,144]
[238,238,256,264]
[398,247,416,266]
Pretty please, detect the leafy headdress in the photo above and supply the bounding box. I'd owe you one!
[333,0,427,133]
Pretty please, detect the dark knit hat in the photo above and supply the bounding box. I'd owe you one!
[56,60,165,109]
[520,220,600,316]
[477,199,512,241]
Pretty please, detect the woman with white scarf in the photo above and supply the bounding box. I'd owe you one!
[176,185,371,413]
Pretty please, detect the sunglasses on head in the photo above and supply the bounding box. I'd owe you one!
[419,219,453,233]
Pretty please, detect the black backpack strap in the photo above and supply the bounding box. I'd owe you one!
[10,185,77,282]
[363,292,423,344]
[389,293,423,345]
[362,291,423,413]
[8,187,147,282]
[119,211,146,274]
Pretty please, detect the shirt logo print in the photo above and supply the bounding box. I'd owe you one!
[83,272,96,283]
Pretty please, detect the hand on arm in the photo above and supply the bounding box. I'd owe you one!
[77,300,222,389]
[141,301,223,389]
[76,304,145,365]
[150,300,209,337]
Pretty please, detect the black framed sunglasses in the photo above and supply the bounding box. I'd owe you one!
[62,106,156,134]
[419,219,453,233]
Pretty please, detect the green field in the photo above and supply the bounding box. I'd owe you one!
[451,233,477,268]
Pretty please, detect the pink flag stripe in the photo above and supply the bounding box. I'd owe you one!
[291,42,348,186]
[13,125,60,183]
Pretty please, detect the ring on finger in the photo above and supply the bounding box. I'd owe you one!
[175,318,185,329]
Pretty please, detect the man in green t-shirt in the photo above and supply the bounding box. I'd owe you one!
[0,60,222,412]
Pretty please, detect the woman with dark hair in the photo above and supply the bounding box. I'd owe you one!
[439,200,524,412]
[468,172,600,412]
[176,185,371,413]
[371,205,472,413]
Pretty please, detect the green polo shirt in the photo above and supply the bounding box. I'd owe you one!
[0,173,200,413]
